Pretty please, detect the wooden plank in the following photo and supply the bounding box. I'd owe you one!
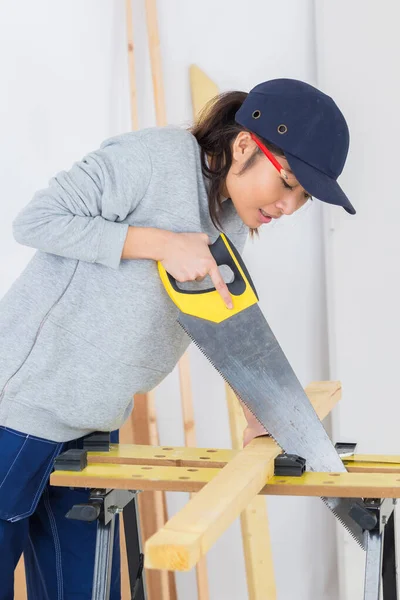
[304,380,342,420]
[344,455,400,473]
[189,65,219,120]
[347,454,400,464]
[124,0,176,595]
[125,0,138,130]
[178,351,210,600]
[89,443,235,468]
[87,446,400,474]
[130,393,176,600]
[143,382,343,571]
[144,436,278,571]
[226,384,277,600]
[187,64,221,600]
[51,462,219,491]
[263,472,400,498]
[145,0,167,127]
[51,460,400,498]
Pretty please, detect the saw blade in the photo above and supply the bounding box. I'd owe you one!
[179,305,367,549]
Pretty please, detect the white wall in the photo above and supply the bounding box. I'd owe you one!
[315,1,400,597]
[0,1,334,599]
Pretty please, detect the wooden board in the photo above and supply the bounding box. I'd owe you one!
[226,384,277,600]
[51,458,400,498]
[144,437,279,571]
[128,393,177,600]
[189,65,219,120]
[143,381,341,571]
[178,351,210,600]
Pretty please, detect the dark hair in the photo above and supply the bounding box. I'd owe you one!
[190,91,285,231]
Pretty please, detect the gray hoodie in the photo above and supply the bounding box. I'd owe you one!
[0,126,248,441]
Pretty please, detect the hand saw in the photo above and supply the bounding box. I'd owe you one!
[159,233,373,549]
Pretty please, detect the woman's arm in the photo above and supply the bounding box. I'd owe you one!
[13,135,233,305]
[12,136,152,269]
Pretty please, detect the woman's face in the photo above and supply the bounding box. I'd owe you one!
[223,132,311,229]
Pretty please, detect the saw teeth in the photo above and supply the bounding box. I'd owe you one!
[179,321,366,551]
[322,498,366,550]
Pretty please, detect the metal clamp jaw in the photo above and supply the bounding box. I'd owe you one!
[362,498,397,535]
[274,453,306,477]
[66,488,139,525]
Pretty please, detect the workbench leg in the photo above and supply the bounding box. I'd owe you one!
[123,496,147,599]
[382,511,398,600]
[364,530,383,600]
[92,517,115,600]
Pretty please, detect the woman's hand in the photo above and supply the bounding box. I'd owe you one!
[160,232,233,308]
[243,422,270,447]
[239,399,270,446]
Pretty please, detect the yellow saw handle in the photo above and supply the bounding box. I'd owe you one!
[157,233,259,323]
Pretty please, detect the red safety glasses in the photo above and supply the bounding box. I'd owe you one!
[250,133,288,180]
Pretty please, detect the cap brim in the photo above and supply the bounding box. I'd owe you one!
[285,152,356,215]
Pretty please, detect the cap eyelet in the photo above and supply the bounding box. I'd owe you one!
[277,124,288,134]
[252,110,261,119]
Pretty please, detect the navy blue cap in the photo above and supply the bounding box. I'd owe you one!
[235,78,356,215]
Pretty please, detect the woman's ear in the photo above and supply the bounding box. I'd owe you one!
[231,131,257,165]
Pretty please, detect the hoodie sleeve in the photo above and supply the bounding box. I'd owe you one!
[12,134,152,269]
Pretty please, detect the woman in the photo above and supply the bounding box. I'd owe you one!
[0,78,355,599]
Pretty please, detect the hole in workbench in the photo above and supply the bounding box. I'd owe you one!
[187,469,198,472]
[132,474,143,478]
[162,447,173,451]
[141,467,153,470]
[154,455,166,458]
[206,449,217,453]
[278,480,287,483]
[323,481,335,484]
[179,476,190,480]
[330,473,341,477]
[200,457,210,460]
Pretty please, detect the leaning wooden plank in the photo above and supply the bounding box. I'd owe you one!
[226,384,276,600]
[186,65,220,600]
[189,65,219,120]
[125,0,138,130]
[145,0,167,127]
[305,380,342,420]
[145,437,280,571]
[179,351,210,600]
[144,382,342,571]
[131,393,176,600]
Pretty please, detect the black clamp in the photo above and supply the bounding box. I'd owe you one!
[54,448,88,472]
[53,432,110,473]
[335,442,358,458]
[83,431,111,452]
[350,498,396,533]
[274,453,306,477]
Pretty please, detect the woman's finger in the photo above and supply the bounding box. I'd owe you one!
[209,265,233,309]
